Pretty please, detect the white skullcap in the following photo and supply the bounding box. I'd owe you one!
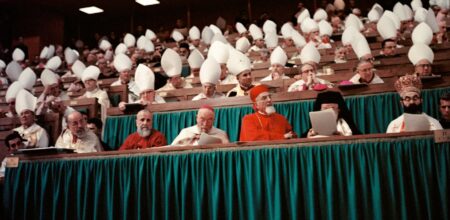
[249,24,264,40]
[264,32,278,49]
[377,16,397,40]
[313,9,328,21]
[15,89,37,114]
[135,64,155,93]
[81,65,100,82]
[208,41,229,64]
[408,44,434,65]
[201,26,214,45]
[6,61,22,82]
[189,26,201,40]
[12,48,25,62]
[18,67,37,91]
[300,42,320,64]
[262,20,277,34]
[113,53,132,72]
[64,47,78,65]
[411,22,433,45]
[171,30,184,42]
[145,29,157,41]
[161,48,182,77]
[40,69,59,87]
[301,18,319,33]
[115,43,128,55]
[5,81,23,102]
[124,33,136,47]
[200,58,221,85]
[319,20,333,36]
[71,60,86,79]
[226,50,251,76]
[99,39,112,51]
[270,46,287,66]
[236,22,247,34]
[188,49,205,69]
[45,56,62,71]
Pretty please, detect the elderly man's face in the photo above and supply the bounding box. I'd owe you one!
[84,79,97,91]
[415,60,432,76]
[191,68,200,77]
[202,83,216,97]
[255,39,265,48]
[120,70,131,84]
[255,92,273,114]
[301,64,316,81]
[357,62,375,83]
[440,99,450,120]
[140,90,155,103]
[271,64,285,77]
[136,111,152,137]
[67,112,87,138]
[383,41,397,56]
[19,110,35,128]
[196,108,214,133]
[335,48,347,60]
[169,76,183,88]
[237,71,252,88]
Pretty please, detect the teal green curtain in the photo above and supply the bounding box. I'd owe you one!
[3,137,449,220]
[103,87,450,149]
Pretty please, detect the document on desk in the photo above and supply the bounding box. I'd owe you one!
[198,133,222,145]
[309,109,337,136]
[404,113,429,132]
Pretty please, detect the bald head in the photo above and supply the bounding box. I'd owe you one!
[66,111,87,137]
[197,107,215,133]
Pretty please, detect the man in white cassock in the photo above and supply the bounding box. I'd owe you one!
[79,65,111,122]
[13,89,49,148]
[226,49,257,97]
[260,46,290,82]
[111,53,140,102]
[171,105,229,146]
[386,75,442,133]
[191,58,225,101]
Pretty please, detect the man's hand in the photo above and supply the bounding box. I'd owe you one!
[306,129,317,138]
[118,102,126,111]
[284,131,294,139]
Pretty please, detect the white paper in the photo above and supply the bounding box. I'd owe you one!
[309,109,337,136]
[197,133,222,145]
[403,113,430,132]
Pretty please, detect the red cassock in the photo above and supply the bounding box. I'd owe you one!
[239,112,296,141]
[119,129,167,150]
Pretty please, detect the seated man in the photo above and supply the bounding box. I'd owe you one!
[261,46,290,81]
[305,91,361,137]
[186,49,204,78]
[118,64,166,111]
[408,44,435,77]
[55,111,103,153]
[0,131,25,177]
[226,49,256,97]
[248,24,266,52]
[240,85,297,141]
[172,105,229,145]
[439,93,450,129]
[157,48,193,91]
[111,53,140,102]
[13,89,49,148]
[87,118,111,150]
[119,109,167,150]
[192,58,225,100]
[387,75,443,133]
[80,65,111,122]
[208,41,237,85]
[334,46,347,64]
[349,60,384,84]
[379,39,397,57]
[288,63,329,92]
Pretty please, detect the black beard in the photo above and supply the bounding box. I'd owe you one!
[403,103,423,114]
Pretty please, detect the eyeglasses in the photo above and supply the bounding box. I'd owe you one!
[302,69,315,74]
[402,95,421,102]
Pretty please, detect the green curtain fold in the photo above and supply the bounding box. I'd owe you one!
[104,87,450,149]
[3,137,449,220]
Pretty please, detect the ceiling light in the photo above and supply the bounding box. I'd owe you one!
[79,6,104,14]
[136,0,160,6]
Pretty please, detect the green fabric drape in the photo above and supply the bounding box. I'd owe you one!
[103,87,450,149]
[3,136,449,220]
